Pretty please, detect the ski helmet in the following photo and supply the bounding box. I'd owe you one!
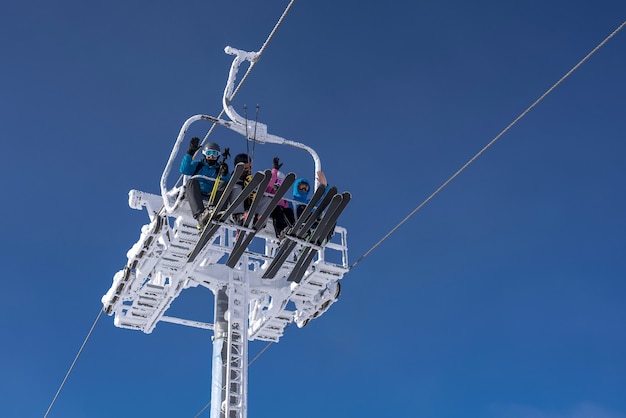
[234,153,251,165]
[202,142,221,157]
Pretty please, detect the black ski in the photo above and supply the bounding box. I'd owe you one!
[262,186,337,279]
[187,170,267,263]
[222,169,273,266]
[291,185,330,236]
[226,172,296,267]
[287,191,351,283]
[237,170,273,233]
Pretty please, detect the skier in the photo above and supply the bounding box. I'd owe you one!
[180,137,229,227]
[272,170,327,238]
[227,153,253,223]
[294,171,327,216]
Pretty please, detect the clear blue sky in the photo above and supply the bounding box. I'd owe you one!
[1,1,625,417]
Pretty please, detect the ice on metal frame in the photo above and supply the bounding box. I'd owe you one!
[102,46,350,339]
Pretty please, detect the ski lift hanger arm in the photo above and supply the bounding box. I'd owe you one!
[222,46,322,178]
[160,46,322,212]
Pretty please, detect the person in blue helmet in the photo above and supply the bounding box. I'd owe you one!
[180,137,229,227]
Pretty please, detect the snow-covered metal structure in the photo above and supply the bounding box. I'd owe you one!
[102,46,349,418]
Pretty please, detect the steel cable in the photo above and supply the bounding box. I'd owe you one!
[44,308,104,417]
[349,19,626,271]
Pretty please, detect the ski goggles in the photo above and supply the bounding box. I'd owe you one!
[203,149,220,157]
[298,184,310,192]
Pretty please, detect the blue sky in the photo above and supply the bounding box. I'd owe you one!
[1,1,625,417]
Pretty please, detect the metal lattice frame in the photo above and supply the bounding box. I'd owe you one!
[102,46,350,418]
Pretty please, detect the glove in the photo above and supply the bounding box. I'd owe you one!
[219,162,229,177]
[273,157,283,170]
[187,137,201,155]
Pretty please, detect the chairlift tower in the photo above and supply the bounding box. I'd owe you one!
[102,47,350,418]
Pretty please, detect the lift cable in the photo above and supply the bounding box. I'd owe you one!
[348,18,626,271]
[44,308,104,418]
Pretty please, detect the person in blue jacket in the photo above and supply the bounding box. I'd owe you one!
[292,171,327,217]
[272,171,327,238]
[180,137,229,227]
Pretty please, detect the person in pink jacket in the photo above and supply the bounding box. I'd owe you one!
[239,157,286,227]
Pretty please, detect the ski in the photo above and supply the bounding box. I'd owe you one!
[284,193,345,283]
[222,169,273,265]
[187,169,267,263]
[291,185,331,236]
[211,162,245,213]
[287,191,351,283]
[261,185,336,279]
[238,170,273,234]
[226,172,296,267]
[261,186,337,279]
